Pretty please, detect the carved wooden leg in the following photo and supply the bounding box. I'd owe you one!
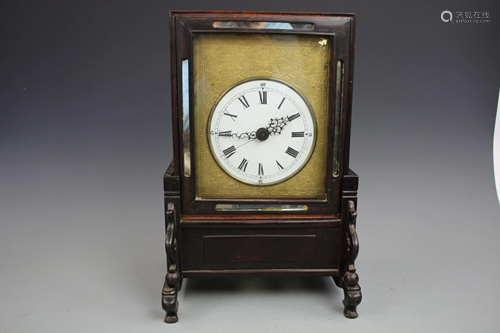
[162,204,181,323]
[341,271,362,318]
[340,200,362,318]
[162,280,179,323]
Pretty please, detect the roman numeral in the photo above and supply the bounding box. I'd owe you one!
[238,95,250,108]
[292,131,304,138]
[223,145,236,158]
[238,158,249,172]
[288,113,300,122]
[219,130,232,137]
[259,91,267,104]
[276,160,284,170]
[278,97,286,110]
[285,147,299,158]
[224,112,238,121]
[258,163,264,176]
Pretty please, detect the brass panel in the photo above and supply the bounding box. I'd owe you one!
[193,33,330,198]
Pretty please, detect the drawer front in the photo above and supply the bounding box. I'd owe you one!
[181,226,341,272]
[204,234,316,264]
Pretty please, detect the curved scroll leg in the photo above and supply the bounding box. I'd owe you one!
[162,204,181,323]
[340,200,362,318]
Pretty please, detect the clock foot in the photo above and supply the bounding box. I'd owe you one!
[162,203,182,323]
[341,271,362,319]
[162,281,179,323]
[338,200,362,318]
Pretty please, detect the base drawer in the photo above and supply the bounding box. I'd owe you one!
[181,225,341,272]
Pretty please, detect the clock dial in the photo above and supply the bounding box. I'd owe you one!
[208,79,316,185]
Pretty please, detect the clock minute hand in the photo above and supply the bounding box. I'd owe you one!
[218,130,256,140]
[218,115,291,141]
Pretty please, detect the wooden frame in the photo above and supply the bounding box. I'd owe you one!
[162,11,361,323]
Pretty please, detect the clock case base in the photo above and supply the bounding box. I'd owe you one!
[161,161,361,321]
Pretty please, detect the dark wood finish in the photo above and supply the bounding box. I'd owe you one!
[169,10,355,216]
[162,163,182,323]
[161,203,181,323]
[163,11,361,322]
[334,200,361,318]
[181,224,341,271]
[204,235,317,263]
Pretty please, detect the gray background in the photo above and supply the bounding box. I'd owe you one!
[1,0,499,332]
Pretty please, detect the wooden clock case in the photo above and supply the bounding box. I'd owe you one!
[162,11,361,323]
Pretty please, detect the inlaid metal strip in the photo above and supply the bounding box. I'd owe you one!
[182,59,191,177]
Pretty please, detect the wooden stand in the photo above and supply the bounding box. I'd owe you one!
[162,162,361,322]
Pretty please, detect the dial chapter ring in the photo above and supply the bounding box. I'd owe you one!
[207,78,317,186]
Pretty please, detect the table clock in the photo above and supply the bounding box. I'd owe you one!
[162,10,361,322]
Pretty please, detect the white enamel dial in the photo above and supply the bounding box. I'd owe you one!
[208,79,316,185]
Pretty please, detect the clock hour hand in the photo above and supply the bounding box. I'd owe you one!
[249,117,290,142]
[219,115,292,141]
[266,117,290,135]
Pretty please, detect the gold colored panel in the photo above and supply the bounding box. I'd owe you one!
[193,33,330,198]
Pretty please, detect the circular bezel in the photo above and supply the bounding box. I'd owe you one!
[207,78,317,186]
